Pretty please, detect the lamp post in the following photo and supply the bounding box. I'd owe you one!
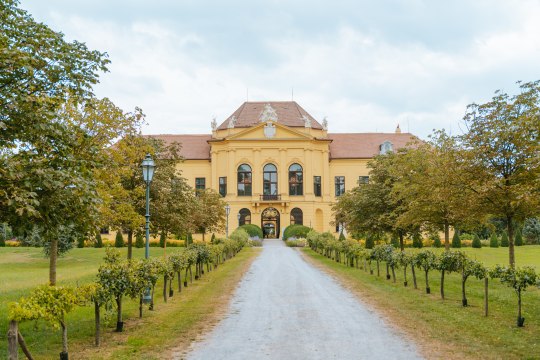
[141,154,155,304]
[237,213,241,227]
[225,204,231,238]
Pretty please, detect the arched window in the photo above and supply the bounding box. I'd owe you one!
[237,164,252,196]
[239,208,251,226]
[263,164,278,197]
[289,163,303,195]
[290,208,303,225]
[380,141,393,155]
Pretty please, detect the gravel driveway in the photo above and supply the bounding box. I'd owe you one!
[184,239,421,360]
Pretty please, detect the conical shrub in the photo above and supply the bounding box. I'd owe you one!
[472,234,482,248]
[515,228,523,246]
[412,233,423,248]
[115,231,124,248]
[489,233,499,248]
[451,231,461,248]
[500,231,509,247]
[135,232,144,248]
[94,233,103,248]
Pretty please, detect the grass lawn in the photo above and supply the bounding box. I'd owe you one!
[303,245,540,360]
[0,246,259,359]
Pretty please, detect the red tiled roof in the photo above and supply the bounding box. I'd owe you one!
[217,101,323,130]
[328,133,417,159]
[146,134,211,160]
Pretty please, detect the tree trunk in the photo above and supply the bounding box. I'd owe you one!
[508,216,515,268]
[391,265,396,283]
[517,290,524,327]
[150,285,155,310]
[94,301,100,346]
[177,271,182,292]
[163,276,168,303]
[440,270,445,300]
[49,237,58,285]
[202,231,205,242]
[425,270,430,294]
[484,278,488,317]
[399,232,404,251]
[376,260,380,276]
[17,330,33,360]
[116,296,123,332]
[139,296,143,318]
[386,263,391,280]
[461,275,468,307]
[444,221,450,251]
[127,230,133,260]
[60,319,68,355]
[7,320,18,360]
[403,266,408,286]
[411,265,417,289]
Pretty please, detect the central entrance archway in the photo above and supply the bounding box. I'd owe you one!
[261,207,280,238]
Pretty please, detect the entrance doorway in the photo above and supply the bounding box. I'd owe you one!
[261,207,280,238]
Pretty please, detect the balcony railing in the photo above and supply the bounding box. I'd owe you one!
[260,194,281,201]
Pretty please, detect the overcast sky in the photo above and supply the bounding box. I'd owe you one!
[22,0,540,138]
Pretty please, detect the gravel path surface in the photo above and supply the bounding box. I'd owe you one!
[184,239,422,360]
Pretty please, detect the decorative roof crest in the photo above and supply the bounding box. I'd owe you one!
[259,103,278,123]
[303,115,312,128]
[228,115,237,129]
[322,117,328,131]
[211,117,217,131]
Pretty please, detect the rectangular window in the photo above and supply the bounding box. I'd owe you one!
[358,176,369,185]
[219,177,227,197]
[335,176,345,197]
[314,176,321,197]
[195,177,205,192]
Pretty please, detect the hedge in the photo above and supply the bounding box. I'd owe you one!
[238,224,264,239]
[283,224,311,240]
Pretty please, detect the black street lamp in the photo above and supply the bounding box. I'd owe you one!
[141,154,155,304]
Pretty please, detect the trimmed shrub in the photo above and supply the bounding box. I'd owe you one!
[230,228,249,246]
[248,239,263,247]
[159,232,167,248]
[472,234,482,248]
[489,233,499,248]
[451,231,461,248]
[186,233,193,246]
[365,235,375,249]
[94,233,103,248]
[283,224,311,240]
[114,231,124,248]
[211,233,216,243]
[430,233,442,248]
[500,231,509,247]
[135,233,144,248]
[77,237,85,248]
[286,239,307,247]
[239,224,264,239]
[412,233,423,248]
[515,229,523,246]
[339,231,346,241]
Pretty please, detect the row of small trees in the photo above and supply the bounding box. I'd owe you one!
[7,235,247,360]
[333,81,540,268]
[307,230,539,328]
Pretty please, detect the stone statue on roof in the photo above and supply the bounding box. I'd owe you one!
[322,117,328,131]
[228,115,237,129]
[211,117,217,131]
[259,103,278,123]
[303,115,312,128]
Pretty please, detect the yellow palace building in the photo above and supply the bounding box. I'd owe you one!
[151,101,413,238]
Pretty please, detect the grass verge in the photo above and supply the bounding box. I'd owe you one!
[0,247,259,359]
[302,247,540,360]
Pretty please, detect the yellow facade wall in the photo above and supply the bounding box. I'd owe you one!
[178,122,376,239]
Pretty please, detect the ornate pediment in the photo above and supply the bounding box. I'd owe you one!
[259,104,278,123]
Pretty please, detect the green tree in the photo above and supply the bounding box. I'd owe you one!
[412,233,423,248]
[522,218,540,244]
[190,190,226,241]
[430,233,442,248]
[489,233,499,248]
[437,250,459,299]
[490,265,538,327]
[455,253,487,307]
[451,231,462,248]
[115,232,125,248]
[159,231,167,248]
[391,131,476,250]
[415,250,437,294]
[462,81,540,267]
[333,152,417,251]
[515,228,523,246]
[500,231,509,247]
[135,232,145,248]
[472,234,482,248]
